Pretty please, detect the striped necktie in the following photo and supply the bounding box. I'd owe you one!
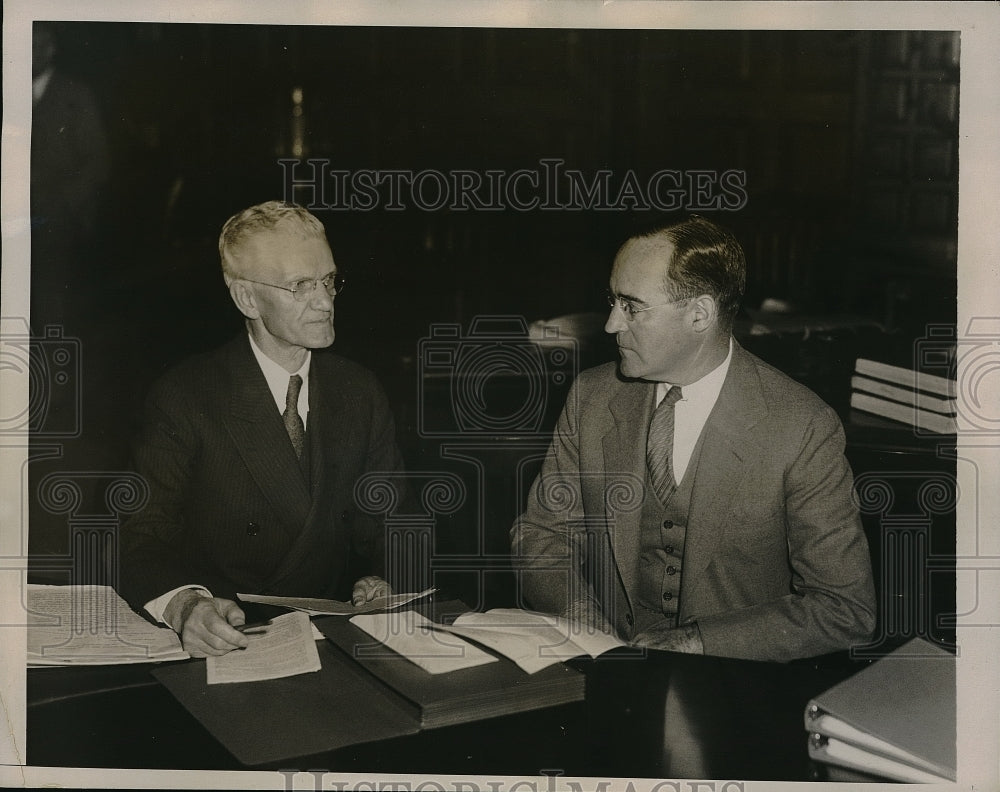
[646,386,683,503]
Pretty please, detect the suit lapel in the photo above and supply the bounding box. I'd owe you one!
[263,353,354,588]
[603,379,656,613]
[222,337,311,536]
[682,343,767,608]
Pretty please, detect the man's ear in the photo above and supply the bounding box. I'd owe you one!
[689,294,719,334]
[229,279,260,320]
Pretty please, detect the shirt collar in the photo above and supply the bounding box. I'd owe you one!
[656,337,733,406]
[247,334,311,414]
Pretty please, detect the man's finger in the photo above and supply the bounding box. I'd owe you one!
[217,598,246,627]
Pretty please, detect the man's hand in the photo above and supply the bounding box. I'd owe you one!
[631,622,704,654]
[560,597,618,637]
[352,575,392,606]
[163,589,248,657]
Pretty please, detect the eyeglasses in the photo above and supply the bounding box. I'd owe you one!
[242,273,345,302]
[606,290,689,320]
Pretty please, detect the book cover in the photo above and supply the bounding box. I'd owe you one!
[850,374,957,415]
[804,637,955,782]
[854,358,957,398]
[152,639,421,765]
[849,391,957,435]
[317,614,586,729]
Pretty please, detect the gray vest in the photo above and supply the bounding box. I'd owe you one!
[634,435,705,633]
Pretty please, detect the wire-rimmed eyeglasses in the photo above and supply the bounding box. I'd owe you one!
[242,273,345,302]
[606,290,689,320]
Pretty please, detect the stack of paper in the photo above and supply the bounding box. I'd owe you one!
[27,584,188,665]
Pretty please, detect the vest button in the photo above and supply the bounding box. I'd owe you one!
[666,565,677,576]
[665,545,674,555]
[246,521,259,536]
[662,520,673,529]
[662,591,673,601]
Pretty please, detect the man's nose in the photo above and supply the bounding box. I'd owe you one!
[311,283,335,311]
[605,304,627,334]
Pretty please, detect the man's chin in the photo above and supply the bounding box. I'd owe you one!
[617,358,640,379]
[308,331,335,349]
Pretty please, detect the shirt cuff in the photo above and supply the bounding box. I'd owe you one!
[144,585,212,626]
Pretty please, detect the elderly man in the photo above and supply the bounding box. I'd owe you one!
[120,201,404,656]
[511,216,876,662]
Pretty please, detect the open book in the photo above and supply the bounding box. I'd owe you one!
[435,608,627,673]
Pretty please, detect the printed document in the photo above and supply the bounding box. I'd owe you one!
[27,584,187,665]
[206,611,320,684]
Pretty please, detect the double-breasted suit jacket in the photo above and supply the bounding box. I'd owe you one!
[512,342,876,662]
[119,334,405,610]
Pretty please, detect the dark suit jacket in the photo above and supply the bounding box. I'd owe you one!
[119,335,406,610]
[511,341,876,662]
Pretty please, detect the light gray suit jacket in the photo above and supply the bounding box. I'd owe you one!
[511,341,876,662]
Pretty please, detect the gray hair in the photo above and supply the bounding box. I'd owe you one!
[218,201,327,281]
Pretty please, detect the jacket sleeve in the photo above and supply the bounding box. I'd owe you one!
[695,406,877,662]
[117,374,234,612]
[510,376,613,629]
[351,375,411,584]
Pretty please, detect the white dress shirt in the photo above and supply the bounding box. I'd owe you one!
[653,338,733,483]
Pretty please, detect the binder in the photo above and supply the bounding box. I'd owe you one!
[316,614,586,729]
[152,640,420,765]
[804,638,956,783]
[854,357,956,398]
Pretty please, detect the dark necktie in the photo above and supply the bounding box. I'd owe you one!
[283,374,305,458]
[647,386,683,503]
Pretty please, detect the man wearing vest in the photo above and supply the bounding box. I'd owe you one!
[120,201,404,656]
[511,217,876,662]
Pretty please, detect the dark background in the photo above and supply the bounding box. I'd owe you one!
[28,24,959,644]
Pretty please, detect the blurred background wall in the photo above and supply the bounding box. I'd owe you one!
[27,25,959,629]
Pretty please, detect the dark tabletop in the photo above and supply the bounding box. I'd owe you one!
[27,641,865,780]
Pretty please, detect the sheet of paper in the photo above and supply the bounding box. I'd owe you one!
[27,584,188,665]
[437,623,565,674]
[349,610,498,674]
[442,608,626,672]
[237,587,436,615]
[206,611,320,684]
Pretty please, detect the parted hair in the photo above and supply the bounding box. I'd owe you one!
[640,216,746,332]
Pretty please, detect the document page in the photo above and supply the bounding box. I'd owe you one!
[442,608,626,673]
[349,610,498,674]
[206,611,320,684]
[238,587,436,616]
[27,584,188,665]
